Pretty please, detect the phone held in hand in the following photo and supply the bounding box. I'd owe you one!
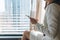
[25,15,31,18]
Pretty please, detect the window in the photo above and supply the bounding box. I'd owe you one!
[34,0,45,24]
[30,0,45,30]
[40,0,45,24]
[0,0,31,38]
[0,0,45,37]
[0,0,5,12]
[41,0,45,24]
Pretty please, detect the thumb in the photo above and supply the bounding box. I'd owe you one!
[36,19,38,21]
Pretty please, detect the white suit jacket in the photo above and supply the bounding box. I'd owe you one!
[35,3,60,40]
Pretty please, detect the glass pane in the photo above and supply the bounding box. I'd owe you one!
[0,0,31,35]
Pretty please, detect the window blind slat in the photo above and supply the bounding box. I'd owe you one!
[0,0,31,35]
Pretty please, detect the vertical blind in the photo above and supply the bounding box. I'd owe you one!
[40,0,45,24]
[0,0,31,35]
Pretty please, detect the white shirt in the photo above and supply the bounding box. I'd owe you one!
[35,3,60,40]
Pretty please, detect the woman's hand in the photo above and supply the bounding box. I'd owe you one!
[30,17,38,24]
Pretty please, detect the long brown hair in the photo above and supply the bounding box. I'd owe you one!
[53,0,60,5]
[44,0,60,9]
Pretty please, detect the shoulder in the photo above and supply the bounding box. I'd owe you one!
[46,3,60,13]
[46,3,60,11]
[46,3,60,17]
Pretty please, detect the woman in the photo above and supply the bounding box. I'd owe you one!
[21,0,60,40]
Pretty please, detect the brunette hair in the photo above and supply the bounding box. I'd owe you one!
[44,0,60,9]
[53,0,60,5]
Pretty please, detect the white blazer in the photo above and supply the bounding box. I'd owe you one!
[35,3,60,40]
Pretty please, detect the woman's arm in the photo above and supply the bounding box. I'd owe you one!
[46,4,59,38]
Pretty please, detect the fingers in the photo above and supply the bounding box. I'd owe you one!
[30,18,38,24]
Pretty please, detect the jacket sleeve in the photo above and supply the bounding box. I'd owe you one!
[46,4,59,38]
[35,23,44,32]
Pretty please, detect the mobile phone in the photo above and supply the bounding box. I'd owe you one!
[25,15,31,18]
